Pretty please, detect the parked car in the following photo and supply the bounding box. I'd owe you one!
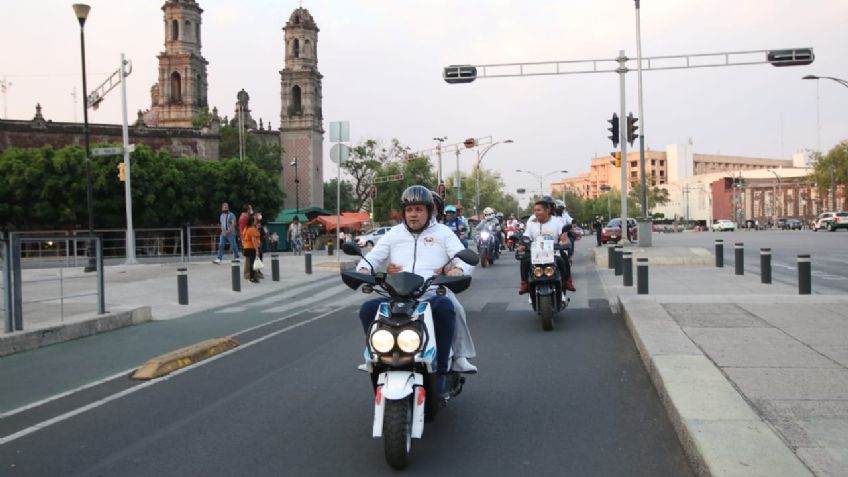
[601,218,637,243]
[812,212,838,232]
[356,226,392,247]
[711,220,737,232]
[826,212,848,231]
[781,218,803,230]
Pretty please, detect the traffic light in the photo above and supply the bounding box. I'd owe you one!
[607,113,619,147]
[443,65,478,84]
[370,184,377,198]
[767,48,814,67]
[626,113,639,145]
[612,151,622,168]
[117,162,126,182]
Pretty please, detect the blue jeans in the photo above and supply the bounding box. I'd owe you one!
[217,232,240,260]
[359,296,455,374]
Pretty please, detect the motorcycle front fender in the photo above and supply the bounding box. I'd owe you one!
[372,371,424,438]
[535,284,554,296]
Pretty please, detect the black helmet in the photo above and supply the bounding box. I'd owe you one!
[534,195,555,209]
[430,190,445,219]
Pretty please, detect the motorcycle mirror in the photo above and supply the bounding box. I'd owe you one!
[341,242,364,257]
[453,248,480,266]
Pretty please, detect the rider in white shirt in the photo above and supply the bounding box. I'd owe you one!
[517,196,575,294]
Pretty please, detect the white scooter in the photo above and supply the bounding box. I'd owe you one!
[341,243,479,470]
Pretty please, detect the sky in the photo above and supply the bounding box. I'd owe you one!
[3,0,847,206]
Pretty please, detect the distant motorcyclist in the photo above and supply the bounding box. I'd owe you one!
[444,205,469,248]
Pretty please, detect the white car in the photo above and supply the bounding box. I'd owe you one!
[711,220,736,232]
[356,226,392,247]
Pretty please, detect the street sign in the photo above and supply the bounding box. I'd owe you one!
[329,143,350,164]
[517,188,526,194]
[329,121,350,142]
[92,147,124,156]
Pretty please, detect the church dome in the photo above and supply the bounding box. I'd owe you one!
[286,8,319,31]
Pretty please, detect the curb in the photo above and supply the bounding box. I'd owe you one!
[0,306,152,357]
[618,295,813,477]
[132,337,240,380]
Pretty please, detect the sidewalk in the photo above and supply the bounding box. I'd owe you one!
[593,246,848,477]
[1,252,355,356]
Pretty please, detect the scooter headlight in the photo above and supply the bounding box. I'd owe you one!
[370,329,395,353]
[544,266,555,277]
[396,329,421,353]
[533,266,544,278]
[480,232,490,240]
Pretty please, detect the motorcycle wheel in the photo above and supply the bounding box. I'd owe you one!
[481,250,489,267]
[384,398,412,470]
[539,294,554,331]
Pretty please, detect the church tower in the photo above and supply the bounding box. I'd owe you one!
[144,0,209,128]
[280,7,324,210]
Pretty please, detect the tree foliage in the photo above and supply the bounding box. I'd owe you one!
[218,124,282,177]
[628,182,671,213]
[341,138,412,212]
[0,144,283,229]
[810,141,848,209]
[323,178,357,213]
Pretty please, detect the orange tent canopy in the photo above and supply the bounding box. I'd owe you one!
[313,212,370,231]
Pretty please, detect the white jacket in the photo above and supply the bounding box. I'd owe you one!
[357,222,474,278]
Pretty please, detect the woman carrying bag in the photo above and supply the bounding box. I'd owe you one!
[242,215,262,283]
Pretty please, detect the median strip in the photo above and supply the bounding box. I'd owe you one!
[132,337,240,380]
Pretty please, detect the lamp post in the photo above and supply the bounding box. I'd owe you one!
[803,75,847,211]
[73,3,96,272]
[433,136,447,186]
[767,169,782,224]
[516,169,569,200]
[290,158,300,216]
[474,139,513,217]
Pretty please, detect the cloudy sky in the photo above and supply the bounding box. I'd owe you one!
[4,0,847,204]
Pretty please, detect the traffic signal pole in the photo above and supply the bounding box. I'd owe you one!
[617,51,628,235]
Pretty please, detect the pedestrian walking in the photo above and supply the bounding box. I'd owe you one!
[242,215,261,283]
[289,217,303,255]
[213,202,239,263]
[593,216,604,247]
[338,230,346,248]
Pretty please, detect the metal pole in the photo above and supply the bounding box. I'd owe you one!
[177,267,188,305]
[120,53,136,264]
[11,235,22,330]
[636,258,649,294]
[715,239,724,267]
[78,15,97,273]
[798,254,811,295]
[271,253,280,281]
[336,144,341,262]
[614,245,624,276]
[760,248,772,284]
[305,250,312,274]
[455,149,461,206]
[475,150,481,217]
[96,237,104,314]
[231,259,241,292]
[622,250,633,286]
[634,0,648,219]
[617,50,628,230]
[735,242,744,275]
[436,141,442,185]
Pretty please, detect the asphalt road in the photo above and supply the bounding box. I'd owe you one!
[648,229,848,294]
[0,250,693,476]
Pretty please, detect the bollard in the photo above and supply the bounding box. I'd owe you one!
[760,248,772,284]
[305,250,312,274]
[231,259,241,292]
[798,254,811,295]
[271,254,280,281]
[607,244,616,269]
[734,243,744,275]
[637,258,649,294]
[328,242,334,256]
[715,239,724,268]
[614,246,624,276]
[177,267,189,305]
[622,251,633,287]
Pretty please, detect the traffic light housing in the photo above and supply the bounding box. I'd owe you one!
[117,162,126,182]
[607,113,619,147]
[626,113,639,145]
[612,151,622,168]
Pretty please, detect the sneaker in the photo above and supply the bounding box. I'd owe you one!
[212,258,221,264]
[564,277,576,292]
[452,357,478,374]
[357,363,370,372]
[436,374,451,401]
[518,281,529,295]
[249,278,260,283]
[256,271,265,279]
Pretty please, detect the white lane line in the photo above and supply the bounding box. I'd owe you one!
[0,368,137,419]
[0,296,360,446]
[262,284,348,313]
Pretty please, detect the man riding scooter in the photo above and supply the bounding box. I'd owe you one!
[518,196,575,294]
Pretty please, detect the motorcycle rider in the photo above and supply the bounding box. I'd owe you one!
[443,205,469,248]
[518,196,575,294]
[356,185,475,398]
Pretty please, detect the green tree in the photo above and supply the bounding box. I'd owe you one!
[323,178,357,213]
[218,124,282,177]
[628,182,671,214]
[342,138,413,211]
[810,141,848,210]
[371,157,436,222]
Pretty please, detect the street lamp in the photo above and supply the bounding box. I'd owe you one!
[515,169,569,200]
[433,136,447,186]
[803,74,847,210]
[290,158,300,216]
[767,169,782,223]
[474,139,513,217]
[73,3,96,272]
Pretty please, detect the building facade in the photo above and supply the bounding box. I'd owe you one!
[279,8,325,210]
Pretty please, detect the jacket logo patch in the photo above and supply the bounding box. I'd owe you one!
[423,236,435,247]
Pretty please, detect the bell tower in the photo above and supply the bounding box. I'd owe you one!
[144,0,209,128]
[280,7,324,210]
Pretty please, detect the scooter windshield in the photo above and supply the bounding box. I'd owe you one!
[384,272,425,297]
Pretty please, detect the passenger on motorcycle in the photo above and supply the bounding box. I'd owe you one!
[443,205,469,248]
[553,199,576,258]
[356,185,476,397]
[518,196,575,294]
